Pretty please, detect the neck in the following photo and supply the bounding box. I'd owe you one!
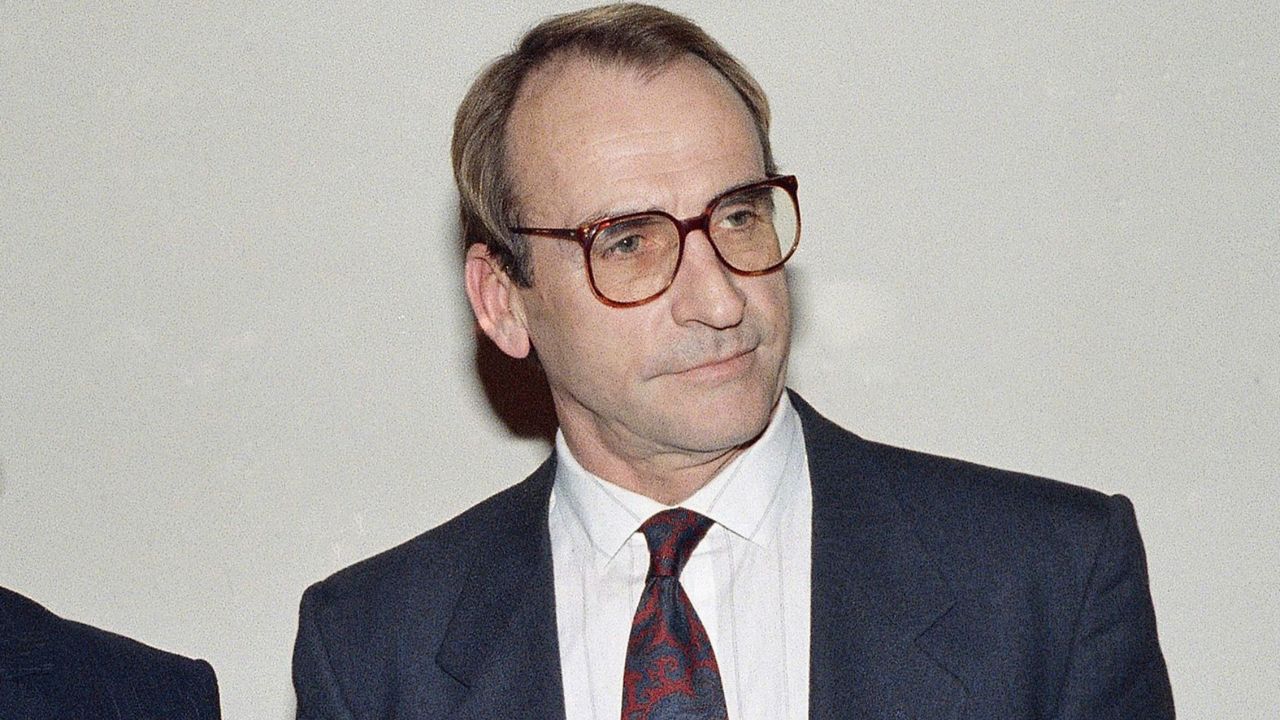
[556,417,769,505]
[575,442,744,505]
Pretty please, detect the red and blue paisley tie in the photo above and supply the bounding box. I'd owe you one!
[621,508,729,720]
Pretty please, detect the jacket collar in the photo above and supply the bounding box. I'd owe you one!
[432,391,966,719]
[434,456,567,719]
[793,391,967,719]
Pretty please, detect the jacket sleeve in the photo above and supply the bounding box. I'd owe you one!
[1053,494,1175,719]
[187,658,222,720]
[293,584,356,720]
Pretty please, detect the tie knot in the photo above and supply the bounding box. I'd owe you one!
[639,508,714,579]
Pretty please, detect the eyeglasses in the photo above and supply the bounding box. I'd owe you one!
[509,175,800,307]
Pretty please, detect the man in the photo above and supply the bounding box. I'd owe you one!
[293,4,1174,719]
[0,585,221,719]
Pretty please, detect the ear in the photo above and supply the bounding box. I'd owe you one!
[464,243,532,359]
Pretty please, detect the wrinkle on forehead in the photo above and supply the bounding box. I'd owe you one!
[505,54,763,226]
[574,133,750,216]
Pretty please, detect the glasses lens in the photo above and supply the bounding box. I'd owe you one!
[708,184,799,273]
[588,214,681,304]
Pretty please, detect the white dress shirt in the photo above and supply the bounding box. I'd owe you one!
[549,396,812,720]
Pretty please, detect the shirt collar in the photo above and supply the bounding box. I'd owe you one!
[552,394,803,561]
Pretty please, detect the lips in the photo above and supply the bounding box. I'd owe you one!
[678,345,754,375]
[642,329,764,380]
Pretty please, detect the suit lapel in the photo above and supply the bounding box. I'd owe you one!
[429,394,968,719]
[794,393,967,719]
[434,458,567,720]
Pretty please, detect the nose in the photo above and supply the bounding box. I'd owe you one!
[667,230,746,329]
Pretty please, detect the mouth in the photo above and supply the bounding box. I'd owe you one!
[671,345,756,382]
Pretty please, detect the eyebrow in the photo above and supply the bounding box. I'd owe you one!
[574,175,770,228]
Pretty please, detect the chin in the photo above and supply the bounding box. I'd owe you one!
[657,378,780,453]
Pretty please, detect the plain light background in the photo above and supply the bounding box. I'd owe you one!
[2,2,1276,718]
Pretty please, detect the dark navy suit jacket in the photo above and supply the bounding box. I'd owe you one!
[0,586,220,720]
[293,392,1174,718]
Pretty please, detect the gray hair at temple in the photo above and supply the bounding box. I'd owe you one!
[451,2,775,286]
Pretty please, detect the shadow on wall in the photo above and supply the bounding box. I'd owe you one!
[473,332,557,443]
[446,193,558,445]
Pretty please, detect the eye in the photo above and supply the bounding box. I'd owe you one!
[714,188,773,231]
[720,207,758,229]
[593,215,672,261]
[601,233,645,256]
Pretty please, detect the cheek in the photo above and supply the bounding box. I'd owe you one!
[750,275,792,338]
[521,254,595,350]
[524,290,642,384]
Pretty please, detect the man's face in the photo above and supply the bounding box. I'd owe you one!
[501,54,791,473]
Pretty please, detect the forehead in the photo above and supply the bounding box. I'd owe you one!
[504,54,764,223]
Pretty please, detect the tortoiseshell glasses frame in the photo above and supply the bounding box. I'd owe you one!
[509,175,800,307]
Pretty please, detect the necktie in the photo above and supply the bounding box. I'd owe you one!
[621,508,729,720]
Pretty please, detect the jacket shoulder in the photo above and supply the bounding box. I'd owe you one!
[296,458,555,664]
[791,390,1124,571]
[794,391,1112,514]
[0,586,220,719]
[791,391,1172,716]
[293,459,556,714]
[303,456,555,616]
[873,437,1113,529]
[69,616,220,716]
